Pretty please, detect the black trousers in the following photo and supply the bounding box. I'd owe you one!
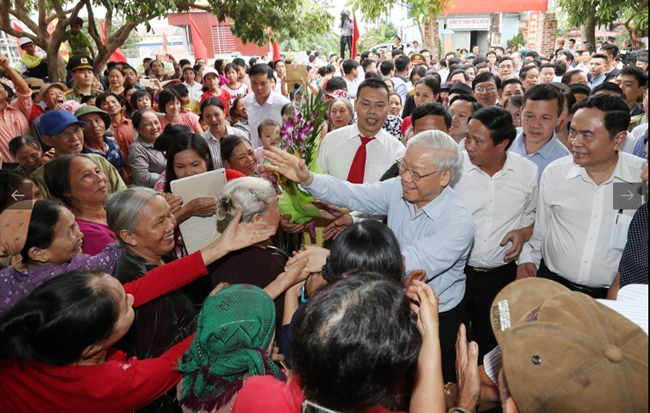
[340,35,352,59]
[464,262,517,362]
[537,259,609,299]
[439,296,467,383]
[25,61,48,79]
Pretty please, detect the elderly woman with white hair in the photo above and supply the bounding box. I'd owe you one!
[210,176,289,327]
[263,130,476,383]
[106,187,200,364]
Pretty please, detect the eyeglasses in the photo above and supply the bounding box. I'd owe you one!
[56,127,84,142]
[475,86,497,93]
[396,157,438,181]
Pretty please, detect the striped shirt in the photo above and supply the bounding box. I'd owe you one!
[508,128,571,183]
[201,126,248,170]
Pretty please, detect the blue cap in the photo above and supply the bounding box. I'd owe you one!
[40,110,87,136]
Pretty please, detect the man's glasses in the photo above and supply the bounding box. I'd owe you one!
[56,127,84,142]
[475,86,497,93]
[396,157,438,181]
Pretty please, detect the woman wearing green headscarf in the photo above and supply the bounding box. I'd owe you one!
[177,284,286,413]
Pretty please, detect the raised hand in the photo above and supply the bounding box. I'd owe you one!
[263,147,313,186]
[455,324,480,412]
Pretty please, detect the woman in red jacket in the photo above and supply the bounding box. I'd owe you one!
[0,207,276,413]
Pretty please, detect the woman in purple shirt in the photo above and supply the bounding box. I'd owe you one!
[45,154,116,255]
[0,200,122,315]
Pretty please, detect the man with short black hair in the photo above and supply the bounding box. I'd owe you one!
[496,56,515,79]
[379,60,395,79]
[472,72,501,107]
[449,69,470,85]
[500,77,525,101]
[538,63,556,84]
[361,58,377,74]
[486,51,498,72]
[589,54,608,88]
[518,94,646,297]
[392,54,410,104]
[600,44,620,75]
[509,84,571,181]
[342,59,361,98]
[615,66,648,117]
[244,63,290,148]
[451,105,538,359]
[449,94,483,145]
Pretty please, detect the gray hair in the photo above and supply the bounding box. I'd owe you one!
[328,98,354,120]
[106,187,161,247]
[406,130,463,180]
[216,177,275,231]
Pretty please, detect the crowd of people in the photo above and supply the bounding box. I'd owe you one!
[0,20,648,413]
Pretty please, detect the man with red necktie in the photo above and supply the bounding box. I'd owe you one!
[316,78,405,239]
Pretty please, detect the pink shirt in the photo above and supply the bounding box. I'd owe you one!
[77,219,117,256]
[158,112,200,130]
[0,90,33,163]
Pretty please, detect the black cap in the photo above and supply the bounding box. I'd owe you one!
[66,55,94,72]
[449,83,473,95]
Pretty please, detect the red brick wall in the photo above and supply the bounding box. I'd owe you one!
[539,13,558,58]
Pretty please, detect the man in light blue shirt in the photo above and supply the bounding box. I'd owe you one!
[264,130,475,382]
[508,84,571,182]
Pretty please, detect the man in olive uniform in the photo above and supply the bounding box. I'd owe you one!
[65,55,99,102]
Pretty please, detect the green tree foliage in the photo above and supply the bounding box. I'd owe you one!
[0,0,331,81]
[348,0,451,48]
[507,30,525,49]
[556,0,648,44]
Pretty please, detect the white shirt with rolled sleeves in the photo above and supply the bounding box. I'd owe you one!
[451,152,539,269]
[318,124,406,223]
[303,175,475,312]
[244,90,290,149]
[518,152,646,288]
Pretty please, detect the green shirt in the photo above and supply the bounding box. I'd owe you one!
[64,30,94,57]
[33,153,126,200]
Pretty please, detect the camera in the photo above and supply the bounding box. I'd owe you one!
[341,10,348,17]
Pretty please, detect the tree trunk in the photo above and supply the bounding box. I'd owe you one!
[581,13,596,47]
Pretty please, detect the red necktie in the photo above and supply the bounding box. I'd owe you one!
[347,135,375,184]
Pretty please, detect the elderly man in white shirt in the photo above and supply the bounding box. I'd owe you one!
[451,106,538,359]
[518,94,646,298]
[316,78,405,239]
[244,63,290,149]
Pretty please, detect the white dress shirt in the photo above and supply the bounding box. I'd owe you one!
[319,123,405,183]
[244,91,290,149]
[452,152,539,268]
[519,152,646,288]
[319,123,406,223]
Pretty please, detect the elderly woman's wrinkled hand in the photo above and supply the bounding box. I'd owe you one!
[189,196,217,218]
[263,147,313,186]
[286,245,329,274]
[455,323,481,413]
[162,193,183,214]
[407,280,440,339]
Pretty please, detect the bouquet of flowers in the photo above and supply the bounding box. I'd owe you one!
[272,88,330,236]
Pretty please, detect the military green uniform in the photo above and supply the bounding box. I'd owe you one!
[628,114,648,132]
[64,86,99,103]
[65,55,98,102]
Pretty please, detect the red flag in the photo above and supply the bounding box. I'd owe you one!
[13,23,25,57]
[272,40,281,60]
[100,20,128,63]
[351,15,360,58]
[189,15,208,61]
[162,32,168,53]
